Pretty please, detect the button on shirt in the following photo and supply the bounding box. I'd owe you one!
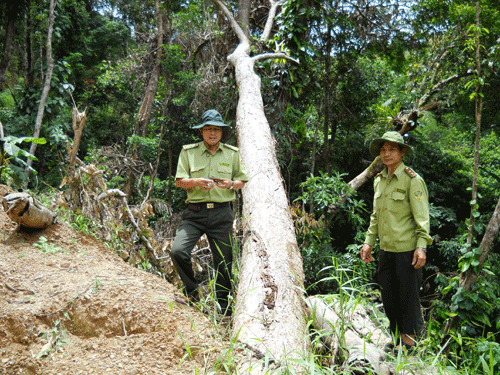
[364,162,432,252]
[175,142,248,203]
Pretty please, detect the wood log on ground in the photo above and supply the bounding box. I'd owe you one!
[212,1,309,373]
[1,192,57,228]
[306,295,391,375]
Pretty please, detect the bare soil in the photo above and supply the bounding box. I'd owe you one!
[0,185,234,375]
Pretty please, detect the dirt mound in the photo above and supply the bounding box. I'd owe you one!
[0,186,233,375]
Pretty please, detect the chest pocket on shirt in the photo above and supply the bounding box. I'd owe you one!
[391,191,406,201]
[390,191,407,213]
[217,164,232,178]
[190,165,207,178]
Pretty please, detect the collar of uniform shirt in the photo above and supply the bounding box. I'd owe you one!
[201,141,222,155]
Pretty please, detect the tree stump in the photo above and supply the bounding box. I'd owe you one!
[1,192,57,229]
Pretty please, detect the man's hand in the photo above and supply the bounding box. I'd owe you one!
[360,244,374,263]
[197,178,216,190]
[210,176,233,189]
[412,248,426,269]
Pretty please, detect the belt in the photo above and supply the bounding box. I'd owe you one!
[188,202,230,211]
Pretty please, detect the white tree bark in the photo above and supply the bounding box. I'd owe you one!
[306,296,391,375]
[212,1,309,373]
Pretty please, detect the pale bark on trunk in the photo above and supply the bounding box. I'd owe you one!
[261,0,285,41]
[27,0,56,170]
[213,1,309,372]
[306,296,391,375]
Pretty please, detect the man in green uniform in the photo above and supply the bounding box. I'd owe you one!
[360,131,432,352]
[171,109,248,317]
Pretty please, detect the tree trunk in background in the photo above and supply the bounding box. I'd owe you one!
[134,0,164,138]
[213,1,309,373]
[322,23,332,175]
[123,0,164,197]
[27,0,55,171]
[0,18,15,89]
[467,2,482,245]
[237,0,250,39]
[443,2,490,342]
[0,1,26,88]
[442,193,500,342]
[25,0,34,87]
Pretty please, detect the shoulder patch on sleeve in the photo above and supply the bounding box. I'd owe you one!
[223,143,239,152]
[183,143,200,150]
[404,167,417,178]
[413,190,423,201]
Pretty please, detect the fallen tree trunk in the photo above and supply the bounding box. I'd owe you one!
[306,296,391,375]
[1,192,57,228]
[212,1,309,372]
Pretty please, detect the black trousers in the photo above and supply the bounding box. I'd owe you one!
[377,250,424,336]
[170,204,234,314]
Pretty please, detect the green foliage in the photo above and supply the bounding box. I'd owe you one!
[126,135,159,163]
[431,251,500,358]
[0,135,46,186]
[92,278,103,293]
[36,317,70,359]
[433,239,463,271]
[294,172,367,293]
[296,172,366,220]
[33,236,64,254]
[430,204,457,231]
[69,213,100,238]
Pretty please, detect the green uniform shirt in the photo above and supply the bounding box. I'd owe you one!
[175,142,248,204]
[364,162,432,252]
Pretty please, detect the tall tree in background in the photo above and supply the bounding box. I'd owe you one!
[0,1,26,88]
[212,0,309,372]
[467,2,484,246]
[123,0,166,197]
[26,0,56,172]
[442,1,499,340]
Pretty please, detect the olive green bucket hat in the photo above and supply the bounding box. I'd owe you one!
[369,131,413,157]
[191,109,232,129]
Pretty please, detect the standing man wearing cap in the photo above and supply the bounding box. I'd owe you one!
[360,131,432,353]
[171,109,248,317]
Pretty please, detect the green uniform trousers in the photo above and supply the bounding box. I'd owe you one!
[170,204,234,315]
[377,249,424,336]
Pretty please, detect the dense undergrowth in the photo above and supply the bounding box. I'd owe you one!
[14,182,496,375]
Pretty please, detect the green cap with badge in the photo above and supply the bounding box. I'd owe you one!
[191,109,232,129]
[369,131,413,156]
